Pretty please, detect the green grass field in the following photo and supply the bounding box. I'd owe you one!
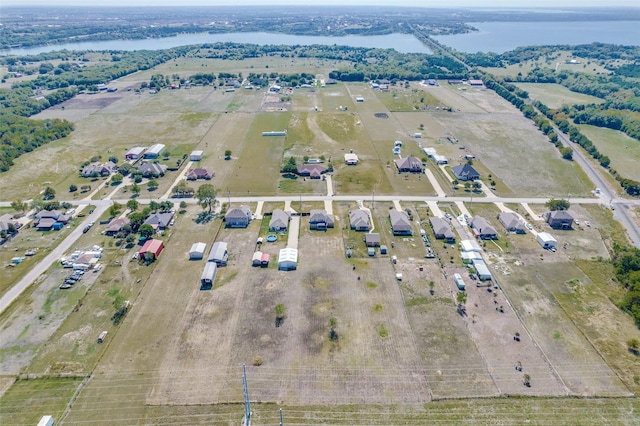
[577,124,640,181]
[514,83,604,109]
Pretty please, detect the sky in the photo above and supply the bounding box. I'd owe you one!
[3,0,639,7]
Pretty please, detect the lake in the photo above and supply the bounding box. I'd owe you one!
[2,32,431,56]
[433,21,640,54]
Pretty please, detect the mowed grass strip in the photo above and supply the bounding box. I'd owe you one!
[225,112,290,196]
[514,83,604,109]
[578,124,640,181]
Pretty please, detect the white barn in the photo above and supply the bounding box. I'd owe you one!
[190,150,204,161]
[189,242,207,260]
[278,248,298,271]
[537,232,557,249]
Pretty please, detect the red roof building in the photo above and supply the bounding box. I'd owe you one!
[139,239,164,261]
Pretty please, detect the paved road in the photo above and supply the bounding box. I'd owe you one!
[0,204,109,314]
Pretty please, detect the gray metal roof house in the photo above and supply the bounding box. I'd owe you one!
[208,241,228,266]
[451,163,480,181]
[269,209,290,232]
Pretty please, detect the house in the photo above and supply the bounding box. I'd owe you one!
[189,242,207,260]
[390,210,412,235]
[125,147,145,160]
[278,247,298,271]
[0,214,19,233]
[297,164,328,179]
[138,162,167,177]
[144,143,165,159]
[225,206,252,228]
[36,210,62,221]
[190,150,204,161]
[451,163,480,181]
[200,262,217,288]
[105,217,130,235]
[454,273,466,291]
[56,214,72,224]
[365,233,381,247]
[186,168,213,180]
[35,218,56,230]
[429,217,455,243]
[81,161,116,178]
[537,232,557,249]
[349,209,370,231]
[269,84,281,93]
[545,210,574,229]
[208,241,228,266]
[344,153,359,165]
[470,216,498,240]
[139,239,164,261]
[498,212,526,234]
[460,239,481,253]
[144,212,174,230]
[309,209,334,231]
[269,209,290,232]
[394,156,423,173]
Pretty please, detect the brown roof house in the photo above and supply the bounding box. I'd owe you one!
[225,206,252,228]
[297,164,328,179]
[106,217,130,236]
[498,212,526,234]
[187,168,213,181]
[429,216,455,242]
[269,209,290,232]
[394,156,423,173]
[309,209,334,231]
[470,216,498,240]
[390,210,412,235]
[349,209,370,231]
[544,210,573,229]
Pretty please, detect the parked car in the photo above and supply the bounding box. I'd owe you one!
[83,226,91,233]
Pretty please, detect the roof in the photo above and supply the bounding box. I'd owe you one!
[498,212,525,231]
[365,233,380,244]
[394,156,423,172]
[36,218,56,228]
[269,209,290,229]
[226,206,251,220]
[389,210,411,231]
[460,239,481,252]
[140,239,163,255]
[278,247,298,263]
[547,210,573,220]
[471,216,497,236]
[297,164,328,177]
[429,217,455,240]
[190,150,204,157]
[474,261,492,278]
[144,212,173,228]
[187,168,213,180]
[126,147,145,156]
[344,153,359,163]
[537,232,557,243]
[208,241,228,263]
[349,209,370,229]
[190,242,207,254]
[106,217,130,233]
[451,163,480,180]
[309,209,334,226]
[138,162,167,176]
[146,143,166,155]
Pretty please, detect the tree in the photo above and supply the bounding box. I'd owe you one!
[126,199,139,212]
[628,338,640,355]
[43,186,56,200]
[147,179,159,191]
[11,200,28,214]
[80,184,92,193]
[109,202,122,217]
[108,155,119,164]
[110,173,124,185]
[196,183,218,213]
[560,146,573,160]
[128,212,146,232]
[282,157,298,174]
[69,184,78,192]
[131,183,141,196]
[224,149,232,160]
[30,199,44,213]
[523,374,531,387]
[179,201,188,209]
[275,303,286,327]
[546,198,570,211]
[139,224,154,239]
[329,317,338,341]
[149,200,160,212]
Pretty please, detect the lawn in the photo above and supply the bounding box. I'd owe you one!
[577,124,640,182]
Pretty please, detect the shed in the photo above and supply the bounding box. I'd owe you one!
[38,416,54,426]
[144,143,165,159]
[125,146,146,160]
[473,260,492,281]
[139,239,164,261]
[414,133,422,138]
[355,96,364,102]
[261,253,270,267]
[460,239,481,252]
[368,247,375,256]
[190,150,204,161]
[52,222,64,231]
[380,245,388,255]
[252,251,263,266]
[537,232,557,249]
[278,248,298,271]
[189,242,207,260]
[201,262,217,288]
[208,241,228,266]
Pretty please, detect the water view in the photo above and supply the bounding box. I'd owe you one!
[2,32,431,56]
[434,21,640,54]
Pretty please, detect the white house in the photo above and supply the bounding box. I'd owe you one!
[278,248,298,271]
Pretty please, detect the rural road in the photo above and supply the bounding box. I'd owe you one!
[0,204,109,314]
